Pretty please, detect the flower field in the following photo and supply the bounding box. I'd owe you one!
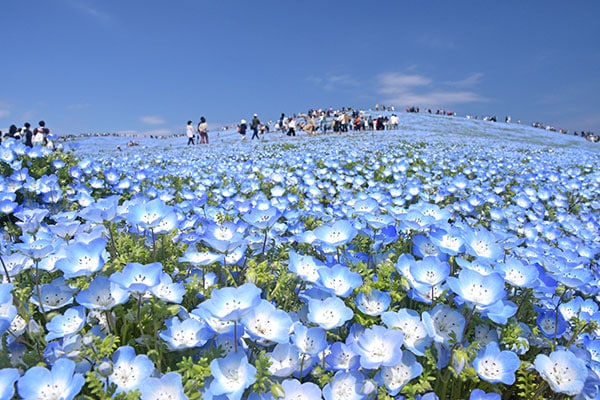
[1,114,599,399]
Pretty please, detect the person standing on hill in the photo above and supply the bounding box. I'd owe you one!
[32,120,49,146]
[186,120,195,145]
[23,122,33,147]
[287,117,296,137]
[198,116,209,144]
[238,119,248,141]
[250,114,261,140]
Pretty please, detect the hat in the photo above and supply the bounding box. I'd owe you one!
[241,119,246,124]
[253,114,258,117]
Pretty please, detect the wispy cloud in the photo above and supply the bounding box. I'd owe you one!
[307,73,360,91]
[66,0,112,23]
[0,109,10,119]
[417,34,455,49]
[377,72,487,108]
[140,115,166,125]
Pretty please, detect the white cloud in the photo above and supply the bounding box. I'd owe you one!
[377,72,487,108]
[67,0,112,23]
[140,115,166,125]
[0,109,10,119]
[307,73,360,91]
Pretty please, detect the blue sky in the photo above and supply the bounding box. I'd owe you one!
[2,0,599,136]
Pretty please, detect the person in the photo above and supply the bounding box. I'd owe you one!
[6,125,18,139]
[186,120,195,145]
[32,120,49,146]
[319,113,327,133]
[238,119,248,141]
[304,115,316,136]
[198,117,208,144]
[287,117,296,137]
[23,122,33,147]
[278,113,285,133]
[250,114,260,140]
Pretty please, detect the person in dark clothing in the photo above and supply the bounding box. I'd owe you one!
[238,119,248,141]
[23,122,33,147]
[250,114,261,140]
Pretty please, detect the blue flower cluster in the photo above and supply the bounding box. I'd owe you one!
[0,121,599,399]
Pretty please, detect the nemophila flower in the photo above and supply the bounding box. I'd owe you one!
[191,306,235,335]
[0,198,18,214]
[288,250,325,283]
[75,275,129,310]
[410,256,450,287]
[280,379,322,400]
[534,350,588,396]
[267,343,301,377]
[110,262,163,294]
[495,257,539,288]
[422,304,466,345]
[150,272,185,303]
[375,351,423,396]
[325,341,360,371]
[241,299,293,344]
[209,352,257,400]
[353,325,404,369]
[30,277,75,311]
[13,238,55,261]
[355,290,390,316]
[45,306,86,341]
[462,228,504,261]
[201,221,246,253]
[0,368,19,399]
[13,208,49,234]
[291,323,328,356]
[307,295,354,330]
[54,238,106,278]
[322,370,367,400]
[317,264,363,298]
[429,226,465,256]
[536,309,568,339]
[469,389,501,400]
[243,205,281,230]
[0,252,32,278]
[179,249,223,267]
[381,309,431,356]
[412,234,444,259]
[447,269,506,308]
[473,342,520,385]
[78,195,120,223]
[224,244,247,266]
[0,285,18,335]
[139,372,187,400]
[125,198,176,232]
[202,283,262,322]
[158,316,212,350]
[109,345,155,394]
[313,220,358,247]
[17,357,85,400]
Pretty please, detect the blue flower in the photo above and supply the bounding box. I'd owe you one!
[422,304,466,345]
[313,220,358,247]
[410,256,450,287]
[353,325,404,369]
[536,309,568,339]
[462,228,504,261]
[355,290,390,316]
[375,351,423,396]
[201,283,262,321]
[110,262,163,294]
[125,198,176,233]
[495,257,539,288]
[241,299,293,344]
[325,341,360,371]
[307,296,354,330]
[54,238,106,278]
[45,306,86,341]
[75,275,130,310]
[381,309,431,356]
[280,378,322,399]
[0,284,17,336]
[242,205,281,230]
[139,371,187,400]
[266,343,301,377]
[322,370,367,400]
[209,352,257,400]
[17,358,85,400]
[469,389,501,400]
[150,272,186,303]
[201,221,246,253]
[30,277,75,312]
[0,368,19,399]
[291,323,328,356]
[159,317,212,350]
[473,342,520,384]
[288,250,325,283]
[447,269,506,308]
[317,264,363,298]
[534,350,588,396]
[109,345,155,394]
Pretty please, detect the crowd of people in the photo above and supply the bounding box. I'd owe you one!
[0,120,55,148]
